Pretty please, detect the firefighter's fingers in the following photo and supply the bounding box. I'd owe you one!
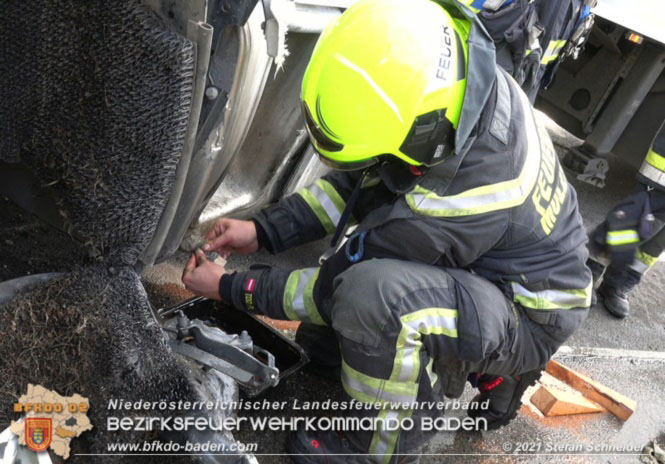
[204,233,231,252]
[195,249,208,266]
[182,254,197,282]
[206,218,230,242]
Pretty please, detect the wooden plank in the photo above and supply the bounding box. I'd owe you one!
[545,360,636,421]
[530,384,604,417]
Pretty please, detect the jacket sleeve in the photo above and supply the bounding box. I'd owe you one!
[252,170,365,254]
[223,265,328,325]
[221,206,507,323]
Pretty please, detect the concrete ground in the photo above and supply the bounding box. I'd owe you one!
[143,114,665,463]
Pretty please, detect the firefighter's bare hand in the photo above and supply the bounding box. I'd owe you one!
[182,249,225,300]
[203,218,258,257]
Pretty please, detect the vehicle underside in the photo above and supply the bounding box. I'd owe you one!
[0,0,663,461]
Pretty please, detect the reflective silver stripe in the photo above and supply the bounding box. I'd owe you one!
[372,409,402,462]
[369,308,457,462]
[290,267,319,322]
[639,160,665,188]
[309,183,342,226]
[606,230,640,246]
[628,250,660,275]
[425,358,438,388]
[628,258,649,275]
[393,308,458,383]
[512,282,592,310]
[391,325,420,386]
[398,312,457,382]
[407,86,541,216]
[341,362,418,405]
[489,70,511,144]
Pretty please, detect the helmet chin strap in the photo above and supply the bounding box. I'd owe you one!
[378,160,427,194]
[327,160,427,250]
[329,169,369,249]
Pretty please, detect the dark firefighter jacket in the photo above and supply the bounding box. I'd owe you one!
[220,70,591,329]
[220,2,591,332]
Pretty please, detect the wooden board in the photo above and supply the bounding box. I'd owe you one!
[546,360,636,421]
[531,383,604,416]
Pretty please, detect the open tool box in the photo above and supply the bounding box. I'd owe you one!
[158,297,309,397]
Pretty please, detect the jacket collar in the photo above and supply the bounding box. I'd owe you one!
[434,0,498,156]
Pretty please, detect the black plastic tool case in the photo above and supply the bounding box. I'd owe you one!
[161,297,309,397]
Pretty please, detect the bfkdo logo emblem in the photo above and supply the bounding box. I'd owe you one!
[25,418,52,452]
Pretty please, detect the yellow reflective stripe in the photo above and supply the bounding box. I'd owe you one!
[282,267,325,324]
[629,250,659,275]
[425,358,438,388]
[390,325,420,386]
[512,281,593,310]
[639,160,665,187]
[406,88,541,217]
[606,229,640,246]
[541,39,567,64]
[401,308,459,336]
[370,408,409,464]
[641,149,665,187]
[282,270,303,321]
[297,189,335,234]
[392,308,458,383]
[303,268,325,325]
[636,250,659,267]
[315,179,346,212]
[369,307,458,460]
[297,179,348,234]
[646,148,665,171]
[341,360,418,406]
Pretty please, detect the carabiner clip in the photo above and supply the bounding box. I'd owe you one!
[345,231,367,263]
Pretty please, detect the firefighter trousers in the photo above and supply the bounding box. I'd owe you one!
[310,258,588,462]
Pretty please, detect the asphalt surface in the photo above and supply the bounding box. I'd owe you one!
[141,116,665,464]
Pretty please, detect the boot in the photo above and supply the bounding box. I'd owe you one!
[286,428,420,464]
[597,266,641,319]
[295,323,341,381]
[468,370,542,430]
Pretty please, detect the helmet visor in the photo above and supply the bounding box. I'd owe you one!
[302,101,378,170]
[302,102,344,153]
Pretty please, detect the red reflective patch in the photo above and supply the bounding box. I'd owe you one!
[409,165,423,176]
[244,278,257,292]
[311,439,320,449]
[479,376,504,392]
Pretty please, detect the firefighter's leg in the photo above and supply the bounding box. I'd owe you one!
[287,259,573,463]
[601,121,665,316]
[599,223,665,318]
[288,258,451,463]
[635,223,665,273]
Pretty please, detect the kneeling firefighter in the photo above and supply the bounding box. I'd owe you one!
[182,0,592,461]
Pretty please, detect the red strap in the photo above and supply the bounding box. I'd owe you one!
[479,376,504,392]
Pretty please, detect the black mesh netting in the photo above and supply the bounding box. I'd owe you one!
[0,267,238,464]
[0,0,195,265]
[0,3,240,460]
